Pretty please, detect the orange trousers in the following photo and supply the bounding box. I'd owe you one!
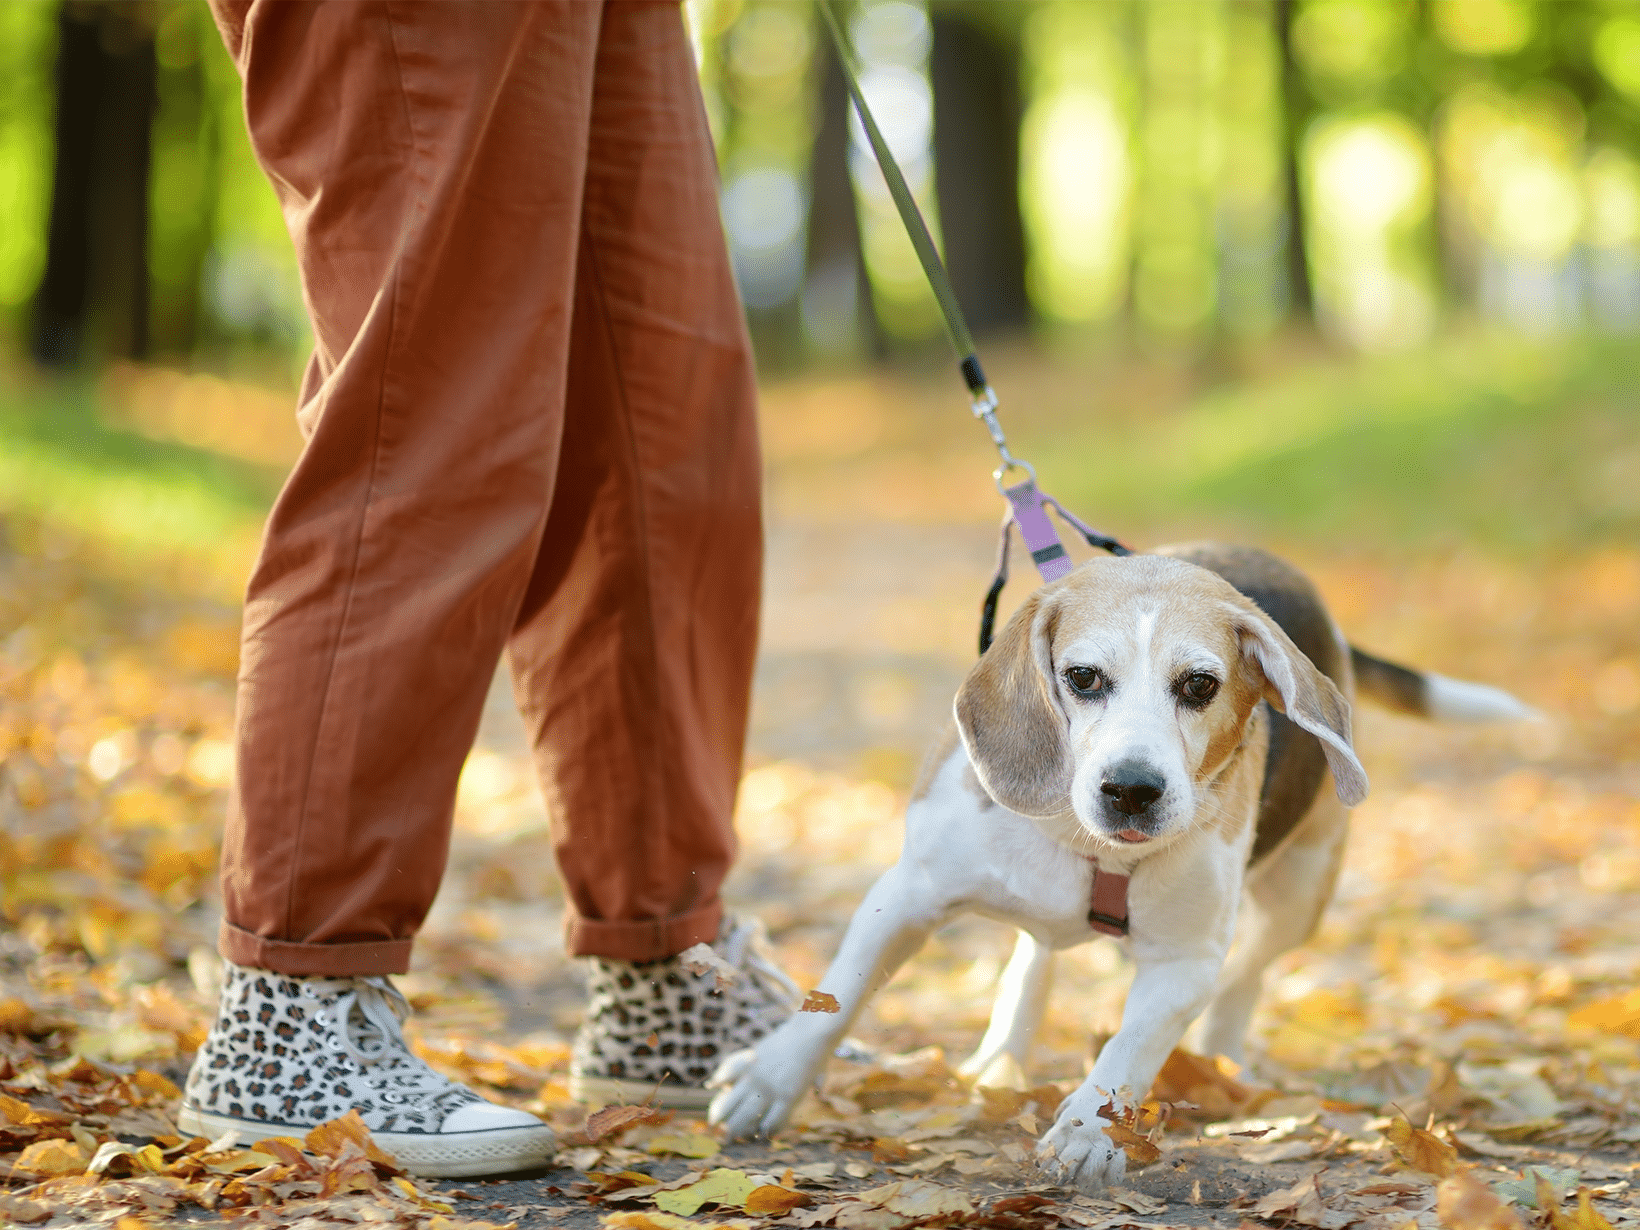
[209,1,760,975]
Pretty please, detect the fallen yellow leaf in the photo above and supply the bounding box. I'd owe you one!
[1567,1189,1616,1230]
[1436,1170,1525,1230]
[745,1185,813,1215]
[304,1108,403,1171]
[643,1131,719,1159]
[251,1136,308,1167]
[654,1168,759,1215]
[1386,1114,1459,1178]
[602,1213,699,1230]
[1566,989,1640,1039]
[128,1068,183,1101]
[0,1093,72,1127]
[15,1137,87,1176]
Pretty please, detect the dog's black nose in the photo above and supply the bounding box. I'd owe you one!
[1100,763,1165,815]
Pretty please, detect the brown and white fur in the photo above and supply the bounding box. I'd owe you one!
[708,544,1530,1191]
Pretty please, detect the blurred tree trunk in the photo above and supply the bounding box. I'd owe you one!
[805,35,882,360]
[148,2,220,359]
[929,10,1029,337]
[31,1,157,368]
[1273,0,1315,325]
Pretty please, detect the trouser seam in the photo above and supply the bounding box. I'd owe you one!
[279,8,418,943]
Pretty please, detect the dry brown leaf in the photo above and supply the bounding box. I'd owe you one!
[252,1136,309,1168]
[801,990,841,1014]
[1100,1121,1162,1166]
[993,1195,1056,1215]
[1385,1114,1460,1178]
[0,1194,51,1224]
[303,1108,403,1172]
[1151,1047,1252,1120]
[855,1179,974,1218]
[870,1136,913,1164]
[1250,1173,1351,1229]
[835,1206,906,1230]
[1435,1170,1525,1230]
[789,1201,852,1228]
[602,1213,700,1230]
[14,1137,87,1176]
[851,1071,948,1110]
[1110,1189,1166,1215]
[0,1000,64,1039]
[746,1185,814,1215]
[587,1169,666,1194]
[585,1103,671,1143]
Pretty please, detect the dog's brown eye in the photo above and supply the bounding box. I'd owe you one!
[1179,673,1220,706]
[1064,665,1107,698]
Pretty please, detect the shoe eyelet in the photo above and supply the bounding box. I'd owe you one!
[381,1091,405,1104]
[302,986,318,998]
[326,1037,343,1050]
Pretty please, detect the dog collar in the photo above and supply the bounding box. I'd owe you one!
[1088,862,1130,937]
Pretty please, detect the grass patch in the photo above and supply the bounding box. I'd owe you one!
[0,374,281,597]
[1023,332,1640,553]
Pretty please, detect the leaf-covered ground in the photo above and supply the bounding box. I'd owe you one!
[2,336,1638,1229]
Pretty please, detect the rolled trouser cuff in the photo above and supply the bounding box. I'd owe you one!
[217,920,414,977]
[563,900,723,962]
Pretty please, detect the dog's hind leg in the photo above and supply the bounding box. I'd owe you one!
[1189,794,1349,1064]
[957,930,1054,1088]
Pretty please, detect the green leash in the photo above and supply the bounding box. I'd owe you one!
[816,0,1131,662]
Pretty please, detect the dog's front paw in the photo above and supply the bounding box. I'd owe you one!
[706,1041,815,1141]
[1034,1096,1127,1192]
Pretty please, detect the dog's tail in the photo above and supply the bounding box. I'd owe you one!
[1350,647,1537,722]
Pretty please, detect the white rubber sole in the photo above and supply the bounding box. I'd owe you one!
[567,1073,714,1112]
[176,1103,556,1179]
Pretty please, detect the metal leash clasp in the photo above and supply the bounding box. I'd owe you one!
[969,382,1027,486]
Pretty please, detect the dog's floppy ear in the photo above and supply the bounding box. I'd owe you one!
[1229,602,1369,806]
[954,590,1072,817]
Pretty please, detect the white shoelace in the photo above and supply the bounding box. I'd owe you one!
[315,976,458,1098]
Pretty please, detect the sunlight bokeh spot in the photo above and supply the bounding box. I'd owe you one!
[1593,15,1640,105]
[1292,0,1411,91]
[1307,113,1435,351]
[1021,91,1129,323]
[1434,0,1534,58]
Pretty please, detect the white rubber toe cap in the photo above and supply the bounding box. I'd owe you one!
[440,1100,549,1134]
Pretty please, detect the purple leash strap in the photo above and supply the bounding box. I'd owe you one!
[977,474,1131,656]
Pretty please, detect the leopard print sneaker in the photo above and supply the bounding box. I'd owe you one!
[178,962,555,1178]
[569,915,800,1110]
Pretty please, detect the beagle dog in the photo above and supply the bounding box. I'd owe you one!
[709,543,1529,1191]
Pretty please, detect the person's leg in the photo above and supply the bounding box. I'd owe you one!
[500,1,793,1107]
[186,0,602,1173]
[216,0,596,978]
[508,0,760,966]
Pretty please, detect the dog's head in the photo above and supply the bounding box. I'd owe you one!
[954,555,1367,851]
